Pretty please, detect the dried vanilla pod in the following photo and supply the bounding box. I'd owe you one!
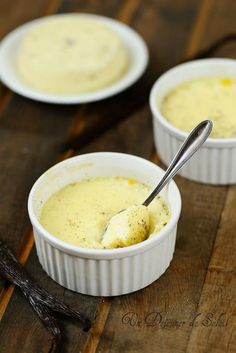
[24,290,61,340]
[28,285,92,331]
[0,240,91,344]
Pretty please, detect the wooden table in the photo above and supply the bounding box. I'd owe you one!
[0,1,236,352]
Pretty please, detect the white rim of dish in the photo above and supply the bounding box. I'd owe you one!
[28,152,181,260]
[0,13,149,104]
[150,58,236,147]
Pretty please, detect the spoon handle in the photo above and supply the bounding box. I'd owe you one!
[143,120,213,207]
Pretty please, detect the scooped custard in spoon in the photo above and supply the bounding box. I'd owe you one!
[101,204,150,248]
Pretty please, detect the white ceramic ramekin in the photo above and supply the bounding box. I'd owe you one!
[28,152,181,296]
[150,58,236,185]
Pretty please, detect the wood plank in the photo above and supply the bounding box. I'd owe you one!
[183,0,236,351]
[79,105,153,157]
[184,0,215,59]
[0,0,60,38]
[186,186,236,353]
[185,0,236,60]
[1,96,78,136]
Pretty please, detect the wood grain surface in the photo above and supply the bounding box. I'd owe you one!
[0,0,236,352]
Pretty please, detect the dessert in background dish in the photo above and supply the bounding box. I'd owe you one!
[17,17,129,94]
[40,176,170,249]
[161,77,236,138]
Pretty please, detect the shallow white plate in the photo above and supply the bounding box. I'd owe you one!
[0,13,149,104]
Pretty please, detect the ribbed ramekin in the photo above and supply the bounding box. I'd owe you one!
[28,152,181,296]
[150,58,236,185]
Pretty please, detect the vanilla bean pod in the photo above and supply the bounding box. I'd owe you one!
[24,291,61,344]
[22,292,61,353]
[0,240,91,340]
[27,285,91,331]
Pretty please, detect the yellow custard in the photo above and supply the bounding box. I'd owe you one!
[161,77,236,138]
[17,17,129,94]
[40,177,170,249]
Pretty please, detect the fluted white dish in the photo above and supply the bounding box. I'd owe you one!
[150,58,236,185]
[0,13,148,104]
[28,152,181,296]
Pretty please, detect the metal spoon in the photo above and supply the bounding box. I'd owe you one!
[143,119,213,206]
[102,120,213,248]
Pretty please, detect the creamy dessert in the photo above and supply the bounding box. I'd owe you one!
[17,17,129,94]
[102,204,150,248]
[40,177,170,249]
[161,77,236,138]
